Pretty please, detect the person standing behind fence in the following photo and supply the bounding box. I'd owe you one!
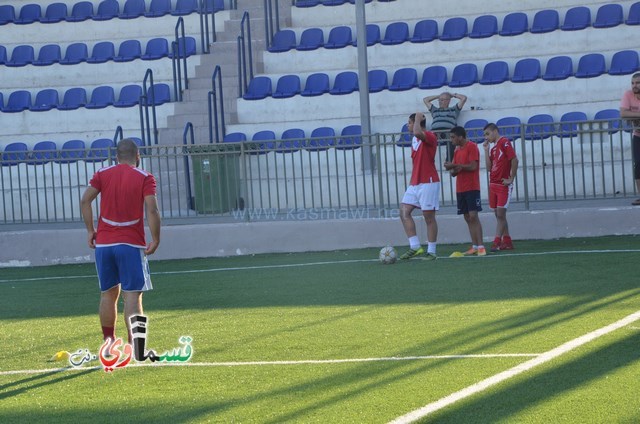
[444,126,486,256]
[423,92,467,161]
[80,138,161,346]
[620,72,640,206]
[483,123,518,252]
[399,112,440,261]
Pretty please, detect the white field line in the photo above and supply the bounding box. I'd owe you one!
[388,310,640,424]
[0,353,540,376]
[1,249,640,284]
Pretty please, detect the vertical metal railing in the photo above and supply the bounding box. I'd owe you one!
[199,0,215,52]
[113,126,124,145]
[140,68,159,146]
[264,0,280,49]
[208,65,225,143]
[172,17,188,100]
[183,122,195,210]
[237,11,253,97]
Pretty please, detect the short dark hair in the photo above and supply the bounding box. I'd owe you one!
[449,126,466,138]
[409,113,427,128]
[633,72,640,79]
[116,138,139,162]
[484,123,499,132]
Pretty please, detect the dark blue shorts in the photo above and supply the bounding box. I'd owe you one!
[456,190,482,215]
[95,244,153,293]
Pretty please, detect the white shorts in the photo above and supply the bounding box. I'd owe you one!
[402,182,440,211]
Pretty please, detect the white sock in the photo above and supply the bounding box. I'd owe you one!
[409,236,421,250]
[472,245,478,250]
[427,242,437,255]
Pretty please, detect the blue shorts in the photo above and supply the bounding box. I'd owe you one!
[95,245,153,293]
[456,190,482,215]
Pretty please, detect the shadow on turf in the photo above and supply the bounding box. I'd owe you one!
[422,329,640,423]
[0,368,97,400]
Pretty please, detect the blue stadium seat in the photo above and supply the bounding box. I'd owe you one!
[168,37,197,58]
[368,69,388,93]
[525,114,555,139]
[86,138,115,162]
[469,15,498,38]
[92,0,119,21]
[87,41,116,64]
[300,73,330,96]
[60,43,89,65]
[41,3,68,23]
[272,74,301,98]
[66,1,93,22]
[85,86,115,109]
[145,0,171,17]
[353,24,380,46]
[325,26,352,48]
[30,89,59,112]
[57,140,86,163]
[449,63,478,87]
[202,0,225,13]
[593,4,623,28]
[561,6,591,31]
[295,0,320,7]
[120,0,145,19]
[308,127,336,150]
[1,143,29,166]
[594,109,625,134]
[575,53,606,78]
[397,123,412,147]
[440,17,468,41]
[278,128,305,152]
[114,85,142,107]
[113,40,142,62]
[479,61,509,85]
[627,2,640,25]
[559,111,588,137]
[269,30,297,53]
[322,0,346,5]
[31,141,58,164]
[347,0,372,2]
[389,68,418,91]
[171,0,198,16]
[530,9,559,33]
[419,65,447,89]
[338,125,362,150]
[6,45,35,67]
[0,92,3,111]
[15,4,41,24]
[297,28,324,51]
[0,46,5,65]
[33,44,62,66]
[381,22,410,45]
[141,38,169,60]
[511,58,541,83]
[58,87,87,110]
[499,12,528,36]
[223,132,247,143]
[410,19,438,43]
[146,84,171,105]
[496,116,522,140]
[243,76,272,100]
[0,5,16,25]
[4,90,32,112]
[609,50,640,75]
[542,56,573,81]
[329,71,358,95]
[250,130,276,153]
[464,119,489,143]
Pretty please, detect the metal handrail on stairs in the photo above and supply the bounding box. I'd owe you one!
[208,65,226,143]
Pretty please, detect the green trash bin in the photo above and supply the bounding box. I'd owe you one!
[189,143,242,214]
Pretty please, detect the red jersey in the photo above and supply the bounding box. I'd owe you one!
[89,164,157,247]
[410,130,440,185]
[452,141,480,193]
[489,136,517,184]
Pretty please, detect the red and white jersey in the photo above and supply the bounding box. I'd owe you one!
[89,164,157,247]
[410,130,440,185]
[489,136,517,184]
[453,141,480,193]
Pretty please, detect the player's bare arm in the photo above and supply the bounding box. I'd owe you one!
[144,194,161,255]
[80,186,100,249]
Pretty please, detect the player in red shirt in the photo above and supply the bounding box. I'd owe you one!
[399,112,440,260]
[483,123,519,251]
[81,139,161,345]
[444,126,485,256]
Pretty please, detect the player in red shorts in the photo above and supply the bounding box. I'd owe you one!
[482,123,519,251]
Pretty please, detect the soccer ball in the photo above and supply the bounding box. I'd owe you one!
[379,246,397,264]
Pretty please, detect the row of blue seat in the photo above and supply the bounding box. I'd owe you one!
[223,125,363,151]
[0,138,139,165]
[294,0,395,7]
[242,50,639,100]
[399,109,631,145]
[0,84,172,112]
[0,37,196,67]
[269,3,640,52]
[0,0,222,25]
